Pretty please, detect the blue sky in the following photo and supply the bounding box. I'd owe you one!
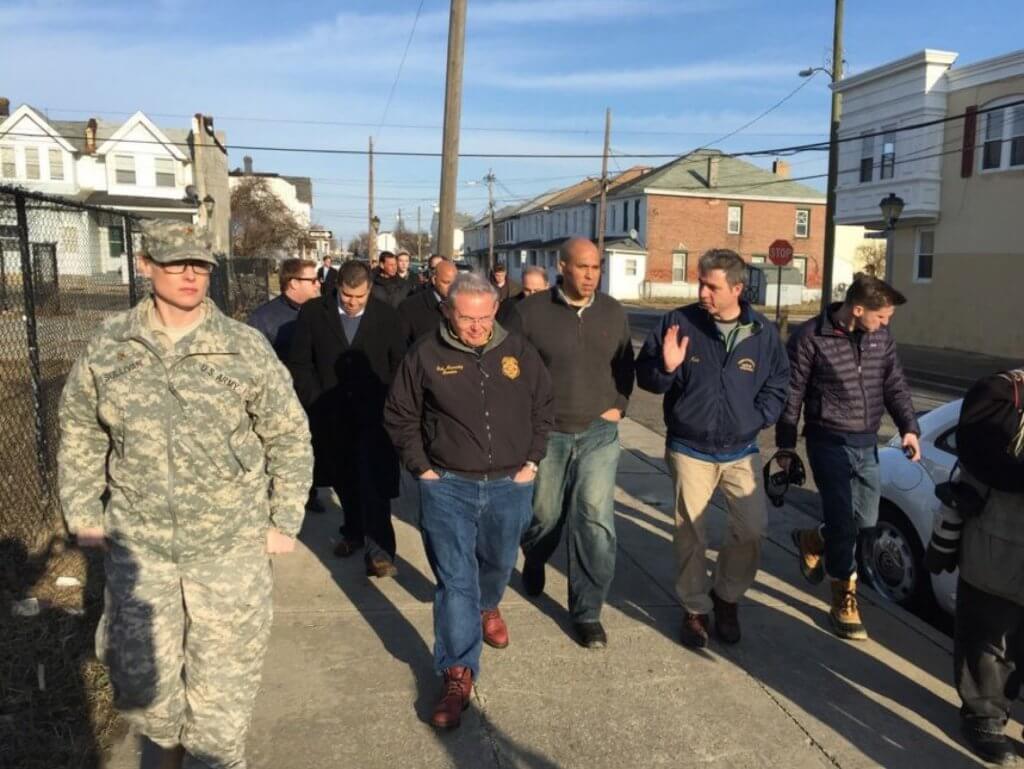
[2,0,1022,242]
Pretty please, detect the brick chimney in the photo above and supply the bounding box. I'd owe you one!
[0,98,9,119]
[85,118,98,154]
[706,155,720,187]
[772,159,791,179]
[243,155,253,175]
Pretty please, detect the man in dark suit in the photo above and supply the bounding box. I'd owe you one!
[316,256,337,295]
[372,251,412,309]
[289,260,407,576]
[496,264,548,329]
[397,258,457,344]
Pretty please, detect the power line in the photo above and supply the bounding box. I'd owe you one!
[7,98,1018,161]
[40,106,828,138]
[698,72,819,149]
[376,0,426,138]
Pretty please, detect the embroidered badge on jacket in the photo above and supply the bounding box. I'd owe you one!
[501,356,520,380]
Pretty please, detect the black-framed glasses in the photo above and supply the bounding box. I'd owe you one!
[158,261,214,275]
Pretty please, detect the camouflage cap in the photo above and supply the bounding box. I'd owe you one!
[140,220,217,266]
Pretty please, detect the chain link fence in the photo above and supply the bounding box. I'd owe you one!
[0,185,147,554]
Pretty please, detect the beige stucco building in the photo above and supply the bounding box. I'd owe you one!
[834,48,1024,358]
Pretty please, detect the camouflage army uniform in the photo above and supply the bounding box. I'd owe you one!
[58,289,313,769]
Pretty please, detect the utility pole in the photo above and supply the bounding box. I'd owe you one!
[368,135,377,263]
[437,0,467,258]
[596,108,612,258]
[820,0,844,313]
[485,169,496,271]
[417,205,422,261]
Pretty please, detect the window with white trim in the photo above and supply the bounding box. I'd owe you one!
[727,205,742,235]
[859,133,874,183]
[880,127,896,180]
[792,255,808,285]
[751,254,766,265]
[0,146,14,178]
[915,229,934,282]
[108,224,126,258]
[624,258,637,277]
[981,97,1024,171]
[25,147,40,180]
[155,157,175,188]
[671,251,687,283]
[795,208,810,239]
[48,149,64,181]
[115,155,136,185]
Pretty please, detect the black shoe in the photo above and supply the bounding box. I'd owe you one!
[710,590,741,645]
[960,726,1017,765]
[522,558,545,597]
[573,621,607,649]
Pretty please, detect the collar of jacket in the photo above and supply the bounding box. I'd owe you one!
[695,300,761,336]
[440,321,509,355]
[119,295,240,355]
[553,286,596,313]
[818,302,883,342]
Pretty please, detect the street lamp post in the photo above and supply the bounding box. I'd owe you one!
[879,193,904,284]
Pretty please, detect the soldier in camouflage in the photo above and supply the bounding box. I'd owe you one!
[58,221,313,769]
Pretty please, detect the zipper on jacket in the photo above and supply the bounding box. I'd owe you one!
[851,337,869,431]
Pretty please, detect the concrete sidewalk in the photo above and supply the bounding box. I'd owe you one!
[108,419,1021,769]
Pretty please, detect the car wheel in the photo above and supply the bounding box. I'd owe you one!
[858,502,934,610]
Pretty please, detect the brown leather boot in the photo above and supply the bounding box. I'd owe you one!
[481,608,509,649]
[791,527,825,585]
[431,666,473,729]
[830,577,868,641]
[679,612,710,648]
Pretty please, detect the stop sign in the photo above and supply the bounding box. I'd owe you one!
[768,239,794,267]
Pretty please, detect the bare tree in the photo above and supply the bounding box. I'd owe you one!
[230,177,309,258]
[855,242,887,277]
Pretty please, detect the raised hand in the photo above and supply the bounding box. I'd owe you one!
[662,324,690,373]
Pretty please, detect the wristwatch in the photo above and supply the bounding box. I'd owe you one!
[524,461,539,473]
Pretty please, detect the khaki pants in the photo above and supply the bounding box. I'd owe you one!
[666,450,766,615]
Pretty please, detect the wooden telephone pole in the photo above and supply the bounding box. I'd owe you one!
[437,0,467,258]
[368,136,377,263]
[596,108,612,257]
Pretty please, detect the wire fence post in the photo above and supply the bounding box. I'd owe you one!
[14,190,51,494]
[124,217,138,306]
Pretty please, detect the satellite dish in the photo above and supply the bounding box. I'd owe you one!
[629,228,638,241]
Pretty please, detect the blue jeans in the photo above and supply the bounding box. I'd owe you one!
[419,472,534,678]
[521,418,621,623]
[806,438,881,580]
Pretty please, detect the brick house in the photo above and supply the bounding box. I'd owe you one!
[607,150,827,301]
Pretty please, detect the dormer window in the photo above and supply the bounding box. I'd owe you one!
[115,155,136,185]
[25,147,40,180]
[48,149,64,181]
[155,157,175,188]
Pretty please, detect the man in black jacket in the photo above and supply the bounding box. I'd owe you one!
[289,259,406,576]
[316,256,337,295]
[777,274,919,641]
[636,249,789,648]
[385,272,553,730]
[397,258,457,344]
[496,264,548,328]
[515,237,635,649]
[372,251,412,309]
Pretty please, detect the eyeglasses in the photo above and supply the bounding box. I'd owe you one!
[158,261,213,275]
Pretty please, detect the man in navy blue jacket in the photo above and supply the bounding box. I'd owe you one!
[637,249,789,648]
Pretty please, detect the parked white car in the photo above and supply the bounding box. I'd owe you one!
[864,399,962,616]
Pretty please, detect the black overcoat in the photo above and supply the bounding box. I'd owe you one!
[288,293,406,495]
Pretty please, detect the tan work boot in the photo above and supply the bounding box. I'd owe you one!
[830,577,868,641]
[791,527,825,585]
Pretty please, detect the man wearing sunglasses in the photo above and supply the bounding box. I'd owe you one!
[59,221,313,769]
